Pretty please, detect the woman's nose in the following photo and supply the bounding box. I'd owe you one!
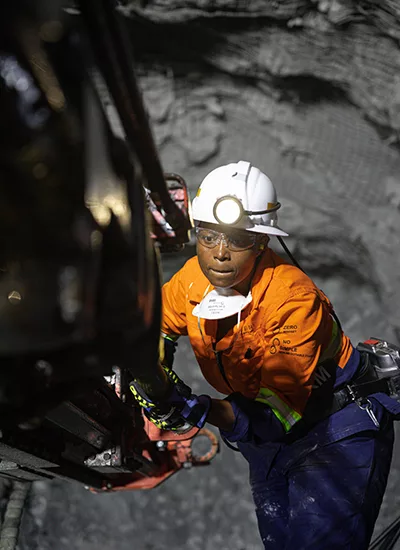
[214,239,230,260]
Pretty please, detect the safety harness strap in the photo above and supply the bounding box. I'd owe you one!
[285,358,400,443]
[335,377,396,405]
[319,319,341,363]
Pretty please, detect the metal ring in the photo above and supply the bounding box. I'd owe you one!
[190,428,220,463]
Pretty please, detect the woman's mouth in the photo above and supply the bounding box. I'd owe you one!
[209,267,233,275]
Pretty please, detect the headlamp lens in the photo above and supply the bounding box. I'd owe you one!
[214,197,242,225]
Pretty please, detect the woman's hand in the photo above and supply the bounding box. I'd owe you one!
[206,398,236,432]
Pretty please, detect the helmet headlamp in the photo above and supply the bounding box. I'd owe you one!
[213,196,242,225]
[213,195,281,226]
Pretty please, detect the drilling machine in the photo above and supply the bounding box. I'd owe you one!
[0,0,218,494]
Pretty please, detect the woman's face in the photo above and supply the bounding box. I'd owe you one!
[196,223,266,294]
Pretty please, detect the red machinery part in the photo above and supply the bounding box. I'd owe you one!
[149,173,192,249]
[97,416,219,492]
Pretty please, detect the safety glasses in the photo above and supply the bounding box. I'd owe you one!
[195,227,257,251]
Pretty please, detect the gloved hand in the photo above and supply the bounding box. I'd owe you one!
[129,366,211,433]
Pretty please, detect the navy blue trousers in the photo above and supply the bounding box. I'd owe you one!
[240,415,394,549]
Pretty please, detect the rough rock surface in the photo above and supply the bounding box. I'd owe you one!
[18,1,400,549]
[127,0,400,339]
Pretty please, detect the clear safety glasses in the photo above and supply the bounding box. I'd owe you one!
[195,227,257,252]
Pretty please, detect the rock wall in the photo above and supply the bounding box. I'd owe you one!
[124,0,400,344]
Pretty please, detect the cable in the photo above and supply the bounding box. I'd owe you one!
[277,236,343,332]
[221,436,241,452]
[0,481,31,550]
[277,237,304,273]
[369,514,400,550]
[383,524,400,550]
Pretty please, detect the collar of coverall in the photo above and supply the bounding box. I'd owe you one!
[188,247,275,310]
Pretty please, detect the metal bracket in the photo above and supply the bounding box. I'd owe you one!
[95,415,219,492]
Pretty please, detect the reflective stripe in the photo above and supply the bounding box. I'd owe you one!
[159,333,179,366]
[256,388,302,432]
[319,319,341,363]
[161,332,180,342]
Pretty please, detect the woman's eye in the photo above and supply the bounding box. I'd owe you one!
[231,238,246,247]
[202,233,216,241]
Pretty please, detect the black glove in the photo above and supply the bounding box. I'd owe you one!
[130,366,211,433]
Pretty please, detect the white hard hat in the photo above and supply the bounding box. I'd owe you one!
[191,160,289,236]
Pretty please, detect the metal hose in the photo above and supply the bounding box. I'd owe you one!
[0,482,31,550]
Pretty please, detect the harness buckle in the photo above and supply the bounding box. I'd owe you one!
[346,383,358,402]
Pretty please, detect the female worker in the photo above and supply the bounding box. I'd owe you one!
[139,161,400,549]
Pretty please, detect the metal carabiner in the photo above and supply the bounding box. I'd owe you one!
[356,398,380,428]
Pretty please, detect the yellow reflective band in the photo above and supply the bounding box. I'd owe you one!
[159,334,179,365]
[256,388,302,432]
[129,385,156,408]
[159,336,165,365]
[162,333,179,343]
[163,365,179,384]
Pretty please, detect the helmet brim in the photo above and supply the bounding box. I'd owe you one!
[193,217,289,237]
[244,224,289,237]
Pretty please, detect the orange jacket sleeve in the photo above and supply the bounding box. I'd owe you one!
[161,267,189,338]
[259,288,334,421]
